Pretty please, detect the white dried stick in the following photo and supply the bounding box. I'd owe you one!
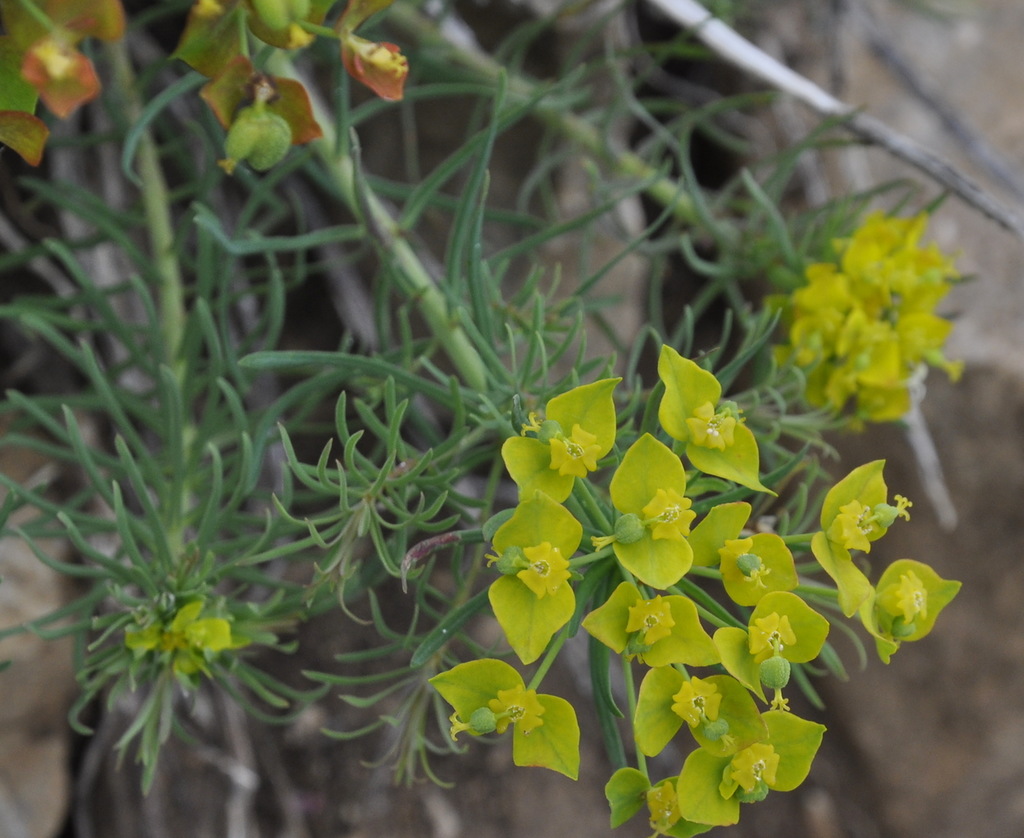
[645,0,1024,240]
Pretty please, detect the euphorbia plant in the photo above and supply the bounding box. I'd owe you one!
[0,1,969,831]
[430,348,960,835]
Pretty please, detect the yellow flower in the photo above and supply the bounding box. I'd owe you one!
[671,676,721,728]
[516,542,571,598]
[748,612,796,662]
[625,596,676,646]
[778,210,960,422]
[488,684,545,735]
[125,600,247,677]
[548,424,602,477]
[646,780,682,835]
[641,487,695,541]
[684,401,737,450]
[727,743,779,793]
[889,569,929,623]
[828,495,912,554]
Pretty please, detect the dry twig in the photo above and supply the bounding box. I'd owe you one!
[645,0,1024,239]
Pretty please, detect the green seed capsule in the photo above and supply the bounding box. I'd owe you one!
[736,779,770,804]
[493,545,527,576]
[613,513,645,545]
[250,0,291,30]
[224,106,292,172]
[735,552,762,576]
[758,655,791,690]
[469,707,497,735]
[537,419,563,442]
[890,616,917,639]
[701,718,730,742]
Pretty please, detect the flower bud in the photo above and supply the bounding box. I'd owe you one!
[758,655,791,690]
[613,513,645,545]
[222,105,292,173]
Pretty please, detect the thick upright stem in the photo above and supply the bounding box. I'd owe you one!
[107,41,187,373]
[265,52,488,392]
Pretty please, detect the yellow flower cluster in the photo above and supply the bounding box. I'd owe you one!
[125,599,248,679]
[780,211,961,423]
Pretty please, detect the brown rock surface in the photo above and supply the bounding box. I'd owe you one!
[0,434,78,838]
[763,1,1024,835]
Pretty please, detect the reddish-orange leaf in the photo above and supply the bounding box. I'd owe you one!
[269,77,323,145]
[0,110,49,165]
[174,0,245,78]
[340,35,407,102]
[199,54,256,128]
[22,38,101,119]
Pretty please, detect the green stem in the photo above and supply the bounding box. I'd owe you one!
[108,41,191,558]
[780,532,815,547]
[108,42,187,375]
[794,582,840,601]
[263,52,488,392]
[669,576,744,629]
[568,545,614,569]
[526,629,569,691]
[14,0,53,30]
[572,478,613,533]
[621,654,646,778]
[297,20,338,39]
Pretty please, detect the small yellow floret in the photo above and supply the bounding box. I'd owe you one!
[894,570,928,622]
[670,676,721,728]
[646,781,682,835]
[488,684,545,734]
[625,596,675,645]
[31,38,75,80]
[548,424,601,477]
[749,612,796,661]
[685,402,737,450]
[516,542,570,598]
[728,743,779,793]
[641,487,695,540]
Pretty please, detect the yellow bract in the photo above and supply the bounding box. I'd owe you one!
[125,600,244,676]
